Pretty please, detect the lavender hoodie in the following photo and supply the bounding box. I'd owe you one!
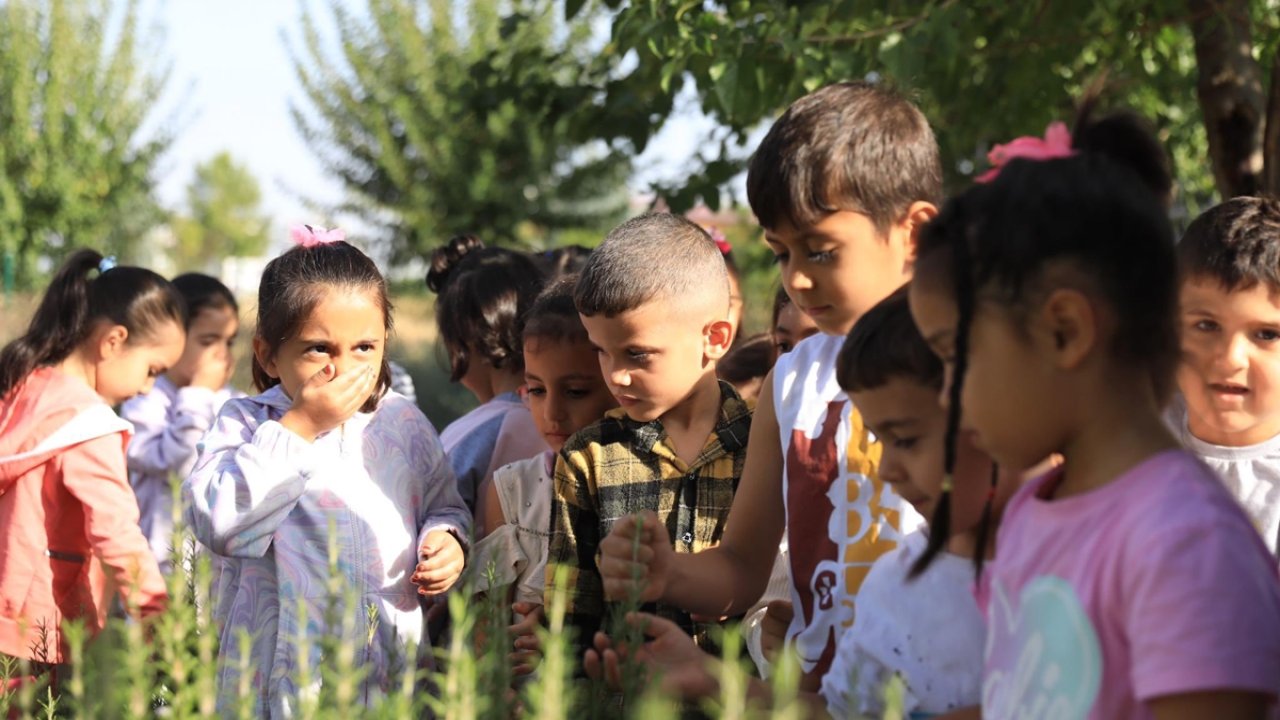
[184,386,470,717]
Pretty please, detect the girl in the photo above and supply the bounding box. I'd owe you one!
[426,234,549,515]
[184,227,470,717]
[909,152,1280,717]
[122,272,241,573]
[0,250,184,667]
[770,286,819,358]
[470,276,618,675]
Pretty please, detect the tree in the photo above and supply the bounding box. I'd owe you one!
[173,152,272,272]
[567,0,1279,211]
[0,0,171,290]
[289,0,634,263]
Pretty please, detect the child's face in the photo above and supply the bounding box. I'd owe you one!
[580,296,731,423]
[168,306,239,388]
[772,300,820,356]
[94,319,186,405]
[255,287,386,404]
[852,376,996,534]
[524,336,618,452]
[1178,276,1280,446]
[764,210,918,337]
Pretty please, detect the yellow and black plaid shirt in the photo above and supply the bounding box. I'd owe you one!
[545,381,752,656]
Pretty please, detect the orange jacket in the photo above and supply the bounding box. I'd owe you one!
[0,367,166,662]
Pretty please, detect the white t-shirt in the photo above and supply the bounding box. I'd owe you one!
[1169,396,1280,553]
[820,531,985,718]
[772,332,922,681]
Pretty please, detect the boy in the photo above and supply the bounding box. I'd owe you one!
[545,213,750,656]
[1172,196,1280,553]
[596,81,941,689]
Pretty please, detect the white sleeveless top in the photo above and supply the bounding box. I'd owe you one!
[469,452,555,605]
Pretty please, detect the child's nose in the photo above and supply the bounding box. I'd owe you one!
[609,367,630,387]
[544,393,569,422]
[787,267,814,292]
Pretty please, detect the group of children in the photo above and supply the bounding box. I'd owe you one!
[2,79,1280,719]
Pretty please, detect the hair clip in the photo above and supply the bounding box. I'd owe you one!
[290,224,346,248]
[707,226,732,255]
[976,121,1074,183]
[98,256,117,274]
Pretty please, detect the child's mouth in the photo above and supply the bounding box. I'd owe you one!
[1209,382,1249,397]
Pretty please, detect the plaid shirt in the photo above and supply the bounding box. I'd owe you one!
[545,382,752,656]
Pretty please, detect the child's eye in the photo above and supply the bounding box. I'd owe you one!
[770,252,789,266]
[892,437,919,450]
[1192,319,1220,333]
[809,250,835,264]
[356,343,376,352]
[627,350,651,361]
[566,387,593,399]
[775,341,793,354]
[1256,329,1280,343]
[526,387,546,397]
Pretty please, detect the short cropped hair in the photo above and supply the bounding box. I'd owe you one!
[747,81,942,234]
[575,213,728,318]
[1178,197,1280,293]
[523,275,589,345]
[837,285,941,393]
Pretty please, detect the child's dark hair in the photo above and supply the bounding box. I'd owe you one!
[746,81,943,233]
[535,245,592,280]
[0,249,186,400]
[252,241,393,412]
[1072,102,1173,207]
[523,275,589,347]
[717,333,774,389]
[576,213,727,317]
[429,242,546,381]
[911,153,1177,578]
[836,286,942,393]
[171,273,238,329]
[1178,197,1280,293]
[425,233,484,293]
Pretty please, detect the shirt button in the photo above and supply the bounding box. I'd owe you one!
[524,501,531,508]
[681,532,693,545]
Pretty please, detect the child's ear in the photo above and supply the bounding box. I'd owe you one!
[703,318,734,361]
[252,336,280,379]
[897,201,938,266]
[97,324,129,360]
[1039,288,1097,370]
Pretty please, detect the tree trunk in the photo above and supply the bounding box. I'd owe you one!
[1188,0,1265,198]
[1263,46,1280,197]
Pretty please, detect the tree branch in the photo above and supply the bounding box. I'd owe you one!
[1263,46,1280,197]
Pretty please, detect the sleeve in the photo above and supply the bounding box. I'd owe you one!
[1124,504,1280,701]
[123,387,219,479]
[408,409,472,553]
[544,448,603,659]
[486,408,548,487]
[444,417,499,514]
[59,433,167,618]
[182,401,323,559]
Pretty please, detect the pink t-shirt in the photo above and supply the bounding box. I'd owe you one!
[982,450,1280,719]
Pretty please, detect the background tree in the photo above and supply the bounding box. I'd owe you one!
[0,0,170,291]
[172,152,272,272]
[290,0,634,263]
[569,0,1279,213]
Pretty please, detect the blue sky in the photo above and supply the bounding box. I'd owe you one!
[153,1,724,230]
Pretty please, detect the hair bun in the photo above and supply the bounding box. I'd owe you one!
[1072,104,1173,206]
[426,233,485,294]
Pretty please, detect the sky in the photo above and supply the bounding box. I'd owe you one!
[151,1,726,230]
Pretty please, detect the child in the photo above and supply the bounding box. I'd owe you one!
[716,333,774,404]
[584,288,1012,717]
[770,286,819,358]
[0,250,184,666]
[597,81,938,689]
[546,212,749,659]
[122,272,241,573]
[184,227,470,717]
[1171,197,1280,552]
[426,234,550,514]
[470,276,618,674]
[908,152,1280,715]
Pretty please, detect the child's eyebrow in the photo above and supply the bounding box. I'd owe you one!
[874,418,918,434]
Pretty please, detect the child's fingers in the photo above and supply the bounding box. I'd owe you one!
[583,649,602,681]
[603,648,625,689]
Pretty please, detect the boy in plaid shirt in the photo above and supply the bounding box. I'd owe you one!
[545,213,751,659]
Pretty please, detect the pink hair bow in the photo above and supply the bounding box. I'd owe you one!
[976,121,1074,183]
[290,224,346,248]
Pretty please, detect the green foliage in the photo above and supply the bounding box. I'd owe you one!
[571,0,1280,210]
[172,152,272,273]
[0,0,171,289]
[289,0,633,263]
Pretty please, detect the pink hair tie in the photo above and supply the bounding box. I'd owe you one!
[707,226,732,255]
[290,224,346,248]
[975,121,1074,183]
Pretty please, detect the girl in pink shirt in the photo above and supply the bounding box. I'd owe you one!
[0,249,186,669]
[909,129,1280,717]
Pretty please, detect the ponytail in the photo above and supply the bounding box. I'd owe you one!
[0,249,186,401]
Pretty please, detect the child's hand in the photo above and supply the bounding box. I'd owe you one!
[759,599,793,660]
[412,530,465,596]
[280,364,377,442]
[582,612,718,700]
[189,346,232,390]
[509,602,544,676]
[598,511,672,603]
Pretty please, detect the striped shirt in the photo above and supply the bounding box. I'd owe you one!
[545,382,752,656]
